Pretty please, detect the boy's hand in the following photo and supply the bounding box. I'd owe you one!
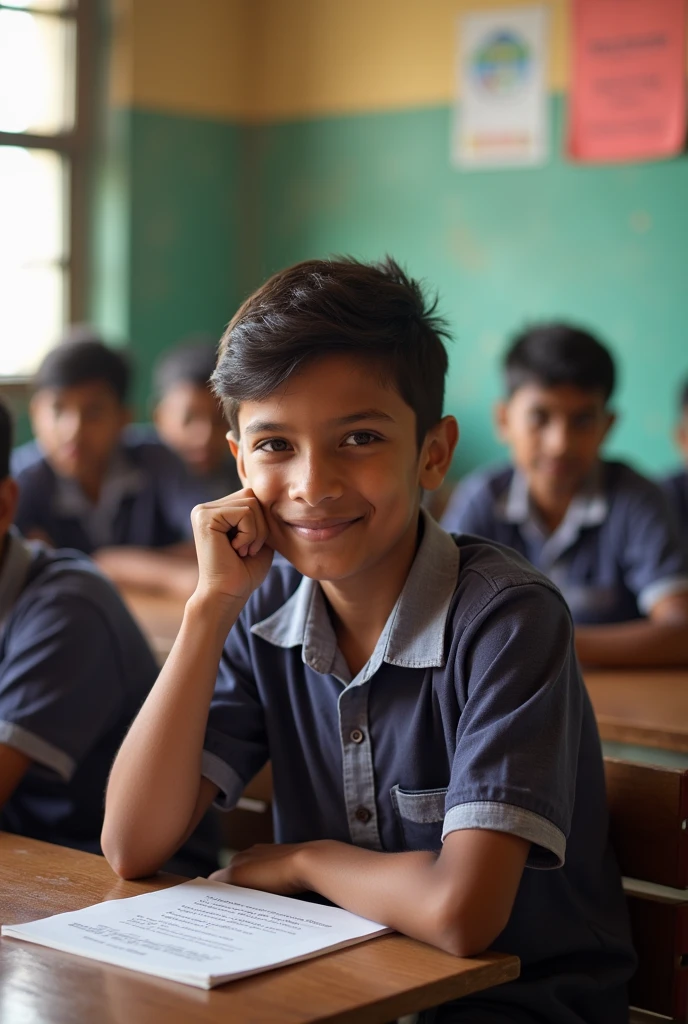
[208,842,307,896]
[190,489,274,604]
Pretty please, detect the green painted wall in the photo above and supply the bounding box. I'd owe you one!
[241,96,688,478]
[91,109,242,416]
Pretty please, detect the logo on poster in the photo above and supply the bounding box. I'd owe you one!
[472,31,531,96]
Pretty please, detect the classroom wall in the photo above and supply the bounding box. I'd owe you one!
[93,0,688,474]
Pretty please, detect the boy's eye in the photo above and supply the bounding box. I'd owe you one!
[342,431,380,447]
[527,410,549,429]
[256,437,292,453]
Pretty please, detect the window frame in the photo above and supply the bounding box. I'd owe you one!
[0,0,95,381]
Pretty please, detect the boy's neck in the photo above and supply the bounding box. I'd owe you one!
[321,512,422,678]
[75,466,107,505]
[528,488,571,534]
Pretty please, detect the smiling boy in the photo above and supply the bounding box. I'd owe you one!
[442,323,688,667]
[103,260,633,1023]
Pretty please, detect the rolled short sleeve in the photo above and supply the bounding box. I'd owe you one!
[440,475,496,536]
[203,611,269,811]
[444,584,583,870]
[620,483,688,613]
[0,592,124,780]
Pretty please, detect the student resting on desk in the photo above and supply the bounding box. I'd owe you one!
[661,378,688,550]
[0,397,159,852]
[102,258,634,1024]
[441,323,688,668]
[12,336,199,596]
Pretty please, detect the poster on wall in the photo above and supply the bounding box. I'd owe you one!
[569,0,687,163]
[453,6,549,169]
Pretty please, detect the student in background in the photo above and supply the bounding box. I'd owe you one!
[661,379,688,549]
[12,337,198,596]
[152,337,240,506]
[103,259,633,1023]
[0,396,159,852]
[441,323,688,667]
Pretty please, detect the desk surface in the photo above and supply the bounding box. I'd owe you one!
[121,586,688,756]
[0,834,519,1024]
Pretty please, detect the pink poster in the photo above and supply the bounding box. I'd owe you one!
[569,0,687,163]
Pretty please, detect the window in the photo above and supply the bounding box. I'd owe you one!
[0,0,90,378]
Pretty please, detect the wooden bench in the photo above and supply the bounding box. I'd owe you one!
[605,757,688,1021]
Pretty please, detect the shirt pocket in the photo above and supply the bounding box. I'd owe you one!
[390,785,447,852]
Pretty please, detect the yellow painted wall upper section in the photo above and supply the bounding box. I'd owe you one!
[115,0,683,122]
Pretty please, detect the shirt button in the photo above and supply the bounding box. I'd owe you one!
[350,729,364,744]
[355,806,372,824]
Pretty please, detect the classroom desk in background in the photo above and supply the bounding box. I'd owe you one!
[0,833,519,1024]
[120,587,688,759]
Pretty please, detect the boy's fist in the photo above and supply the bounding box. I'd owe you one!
[190,489,274,603]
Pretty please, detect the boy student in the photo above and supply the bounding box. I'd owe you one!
[442,323,688,668]
[661,378,688,549]
[103,259,634,1023]
[150,336,241,509]
[12,336,199,596]
[0,397,159,852]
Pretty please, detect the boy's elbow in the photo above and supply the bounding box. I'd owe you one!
[432,896,511,959]
[101,825,161,881]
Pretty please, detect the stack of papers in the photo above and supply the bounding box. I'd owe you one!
[1,878,390,989]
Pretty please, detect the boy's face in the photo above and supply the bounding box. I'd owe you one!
[154,383,228,476]
[230,354,456,583]
[496,383,614,501]
[30,382,129,481]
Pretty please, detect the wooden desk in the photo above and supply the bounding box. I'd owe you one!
[0,834,519,1024]
[585,670,688,754]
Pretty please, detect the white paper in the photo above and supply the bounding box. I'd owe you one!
[453,6,549,168]
[1,878,390,989]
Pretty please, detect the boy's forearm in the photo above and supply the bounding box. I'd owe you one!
[95,547,198,598]
[102,593,240,877]
[295,840,496,957]
[575,619,688,667]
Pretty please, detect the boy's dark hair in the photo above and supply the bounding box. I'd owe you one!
[153,336,218,399]
[0,398,12,479]
[212,256,450,445]
[504,323,616,402]
[34,337,131,404]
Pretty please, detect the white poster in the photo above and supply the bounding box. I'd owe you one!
[453,6,549,169]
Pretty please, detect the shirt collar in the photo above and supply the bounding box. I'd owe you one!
[251,508,461,683]
[499,464,609,564]
[0,527,34,626]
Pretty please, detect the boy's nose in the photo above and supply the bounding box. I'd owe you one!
[288,455,345,505]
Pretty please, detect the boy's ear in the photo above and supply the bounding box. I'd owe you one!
[227,432,248,485]
[601,409,617,441]
[675,419,688,458]
[419,416,459,491]
[494,400,510,442]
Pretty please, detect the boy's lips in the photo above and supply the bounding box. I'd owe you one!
[281,515,363,541]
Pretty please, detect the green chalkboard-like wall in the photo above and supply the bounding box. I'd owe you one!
[240,96,688,478]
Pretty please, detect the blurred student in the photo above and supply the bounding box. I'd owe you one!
[12,337,198,596]
[152,337,240,504]
[0,396,159,852]
[441,323,688,667]
[661,379,688,549]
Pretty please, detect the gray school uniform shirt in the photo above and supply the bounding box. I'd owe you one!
[0,530,158,850]
[441,460,688,624]
[201,511,634,1023]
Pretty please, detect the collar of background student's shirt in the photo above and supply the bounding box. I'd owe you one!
[0,527,34,627]
[251,508,461,685]
[52,447,146,547]
[497,463,609,563]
